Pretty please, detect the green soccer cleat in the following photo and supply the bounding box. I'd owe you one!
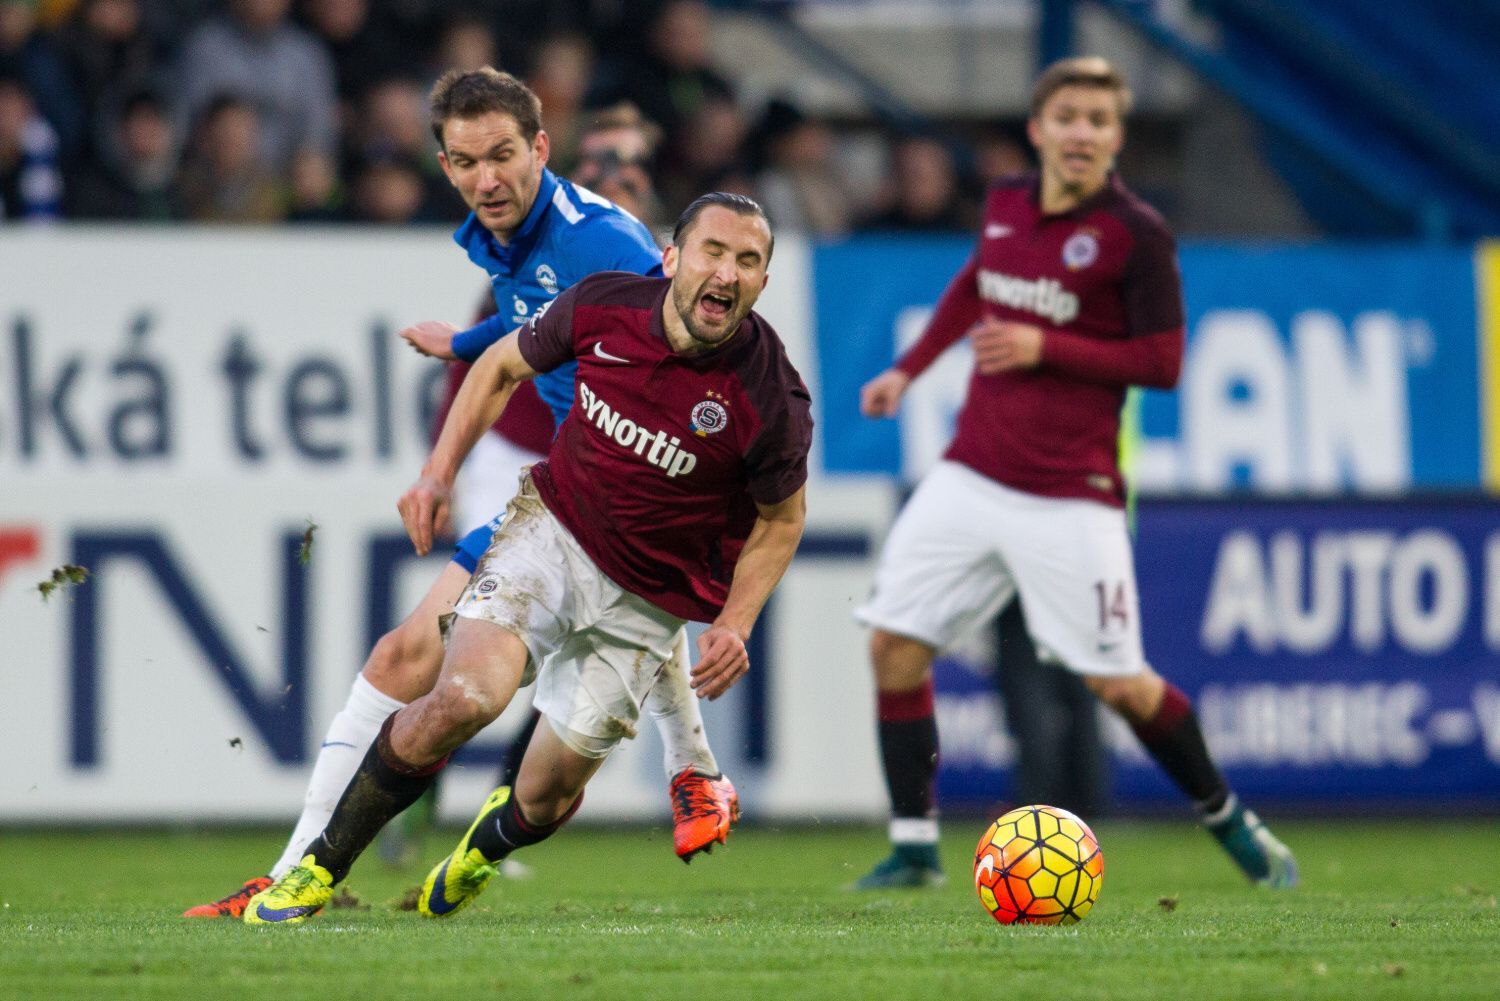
[852,844,946,890]
[418,785,510,918]
[242,856,335,926]
[1207,802,1298,889]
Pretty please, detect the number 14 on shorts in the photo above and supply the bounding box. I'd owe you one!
[1093,579,1129,632]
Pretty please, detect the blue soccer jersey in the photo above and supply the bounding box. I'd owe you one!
[448,169,663,425]
[446,169,662,570]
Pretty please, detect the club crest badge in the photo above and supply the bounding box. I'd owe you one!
[1062,229,1100,271]
[536,263,559,294]
[690,391,729,437]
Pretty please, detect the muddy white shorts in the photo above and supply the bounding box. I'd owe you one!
[452,474,685,756]
[854,461,1144,677]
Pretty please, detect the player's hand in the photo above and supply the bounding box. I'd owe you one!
[397,474,453,556]
[860,369,912,417]
[970,317,1044,374]
[691,625,750,700]
[400,320,461,360]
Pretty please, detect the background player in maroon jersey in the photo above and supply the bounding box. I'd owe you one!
[852,57,1296,890]
[244,194,812,924]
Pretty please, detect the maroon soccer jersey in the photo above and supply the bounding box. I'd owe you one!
[516,271,813,621]
[895,173,1184,505]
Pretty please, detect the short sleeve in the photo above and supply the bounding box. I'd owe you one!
[517,281,583,373]
[1122,218,1184,338]
[746,381,814,506]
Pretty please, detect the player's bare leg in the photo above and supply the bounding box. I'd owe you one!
[245,617,531,924]
[419,697,605,917]
[183,562,470,918]
[854,628,945,889]
[649,629,739,861]
[1084,667,1297,888]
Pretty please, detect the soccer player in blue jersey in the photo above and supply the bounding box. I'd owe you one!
[184,69,736,918]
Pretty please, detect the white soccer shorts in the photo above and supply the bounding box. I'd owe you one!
[452,429,545,535]
[855,461,1145,678]
[451,474,685,757]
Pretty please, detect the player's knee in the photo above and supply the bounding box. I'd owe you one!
[363,618,440,699]
[425,673,506,737]
[1085,672,1159,722]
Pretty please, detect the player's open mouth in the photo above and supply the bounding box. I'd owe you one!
[699,291,734,321]
[479,199,510,215]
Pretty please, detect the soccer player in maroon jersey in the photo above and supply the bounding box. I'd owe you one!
[244,193,812,924]
[852,57,1296,890]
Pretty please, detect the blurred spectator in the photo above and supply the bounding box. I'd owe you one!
[66,87,180,219]
[0,0,83,152]
[523,32,592,176]
[572,101,660,227]
[752,98,857,238]
[431,11,496,77]
[587,0,734,149]
[0,72,61,219]
[349,76,461,219]
[177,93,283,222]
[299,0,410,106]
[56,0,158,157]
[973,129,1030,188]
[656,93,746,217]
[284,145,340,221]
[346,149,444,224]
[175,0,336,169]
[862,134,971,232]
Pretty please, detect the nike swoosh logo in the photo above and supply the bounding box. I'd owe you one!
[593,342,630,364]
[985,224,1013,238]
[251,902,319,922]
[320,741,356,749]
[426,858,459,915]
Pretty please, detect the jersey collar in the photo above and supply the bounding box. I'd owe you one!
[452,168,561,276]
[1030,170,1124,219]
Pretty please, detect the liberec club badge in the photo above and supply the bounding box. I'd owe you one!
[690,391,729,437]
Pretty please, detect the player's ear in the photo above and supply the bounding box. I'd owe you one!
[534,129,551,167]
[662,243,679,278]
[437,150,456,187]
[1026,115,1041,149]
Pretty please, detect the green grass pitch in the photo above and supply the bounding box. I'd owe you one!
[1,819,1496,1000]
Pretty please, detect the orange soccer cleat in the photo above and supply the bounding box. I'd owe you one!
[669,767,739,862]
[182,875,274,918]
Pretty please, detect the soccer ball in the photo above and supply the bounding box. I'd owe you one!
[973,804,1104,925]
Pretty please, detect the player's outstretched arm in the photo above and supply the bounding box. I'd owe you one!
[398,320,462,360]
[398,331,538,554]
[860,369,912,417]
[692,484,808,700]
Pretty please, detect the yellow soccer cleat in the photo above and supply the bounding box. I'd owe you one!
[418,785,510,918]
[242,856,335,926]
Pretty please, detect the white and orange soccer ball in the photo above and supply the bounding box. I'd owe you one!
[973,804,1104,925]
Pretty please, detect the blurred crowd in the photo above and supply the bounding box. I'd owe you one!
[0,0,1027,232]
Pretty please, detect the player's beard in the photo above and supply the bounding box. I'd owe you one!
[670,277,746,349]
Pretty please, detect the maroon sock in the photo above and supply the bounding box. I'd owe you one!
[307,713,449,882]
[877,681,939,820]
[1130,683,1228,812]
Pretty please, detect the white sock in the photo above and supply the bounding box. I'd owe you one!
[646,630,718,779]
[269,674,406,879]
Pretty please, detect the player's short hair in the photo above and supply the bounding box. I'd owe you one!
[672,192,775,263]
[1029,56,1133,118]
[429,67,543,147]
